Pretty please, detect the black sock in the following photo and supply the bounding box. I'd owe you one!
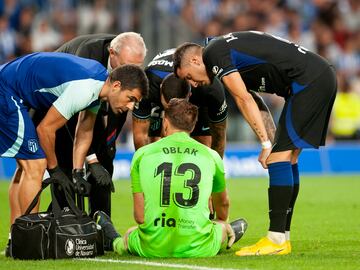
[285,163,300,232]
[268,162,294,232]
[285,184,299,231]
[268,186,293,232]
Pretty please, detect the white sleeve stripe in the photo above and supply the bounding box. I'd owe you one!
[132,111,151,119]
[219,69,238,80]
[34,78,103,97]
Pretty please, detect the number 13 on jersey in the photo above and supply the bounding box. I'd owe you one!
[155,162,201,208]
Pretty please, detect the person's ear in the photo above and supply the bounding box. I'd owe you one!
[190,55,202,65]
[190,56,198,65]
[112,80,121,91]
[109,47,116,56]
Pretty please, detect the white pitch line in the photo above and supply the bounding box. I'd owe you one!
[81,258,252,270]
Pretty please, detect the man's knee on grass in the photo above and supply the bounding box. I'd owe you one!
[113,226,137,255]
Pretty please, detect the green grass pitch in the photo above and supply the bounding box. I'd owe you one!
[0,175,359,270]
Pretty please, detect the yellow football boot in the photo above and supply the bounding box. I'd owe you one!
[278,240,292,255]
[235,237,290,256]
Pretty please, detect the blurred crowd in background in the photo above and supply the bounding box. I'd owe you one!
[1,0,359,145]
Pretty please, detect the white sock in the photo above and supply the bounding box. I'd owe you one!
[285,231,290,241]
[267,231,286,245]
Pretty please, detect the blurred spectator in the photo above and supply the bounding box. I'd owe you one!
[312,19,343,65]
[263,7,287,38]
[285,9,316,52]
[339,0,360,32]
[0,15,16,62]
[336,36,360,80]
[31,16,61,51]
[202,17,223,39]
[216,0,244,24]
[330,75,360,140]
[77,0,113,34]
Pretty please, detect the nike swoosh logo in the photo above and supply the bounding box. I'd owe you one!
[269,248,285,255]
[255,248,285,256]
[202,126,210,131]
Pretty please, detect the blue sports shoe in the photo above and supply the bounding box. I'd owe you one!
[93,211,120,251]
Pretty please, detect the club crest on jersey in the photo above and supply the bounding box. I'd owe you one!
[28,139,39,153]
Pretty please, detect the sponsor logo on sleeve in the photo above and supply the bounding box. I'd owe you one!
[212,66,223,77]
[217,100,228,116]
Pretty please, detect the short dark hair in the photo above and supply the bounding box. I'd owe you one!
[164,98,198,133]
[173,42,202,77]
[160,73,191,103]
[109,64,149,97]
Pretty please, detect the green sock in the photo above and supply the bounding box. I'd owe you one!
[113,237,126,255]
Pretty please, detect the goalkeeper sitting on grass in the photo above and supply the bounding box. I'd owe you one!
[95,97,247,257]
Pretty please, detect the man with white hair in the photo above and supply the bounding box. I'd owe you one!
[31,32,147,220]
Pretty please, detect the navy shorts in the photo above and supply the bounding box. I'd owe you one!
[0,91,45,159]
[272,66,337,152]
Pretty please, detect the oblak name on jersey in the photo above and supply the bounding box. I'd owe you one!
[162,146,198,156]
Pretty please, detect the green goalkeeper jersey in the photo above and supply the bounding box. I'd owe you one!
[128,132,226,257]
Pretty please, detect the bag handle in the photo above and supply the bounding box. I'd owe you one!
[50,181,82,218]
[24,178,82,217]
[24,178,53,215]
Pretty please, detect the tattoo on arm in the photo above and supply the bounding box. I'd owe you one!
[250,91,276,143]
[261,111,276,143]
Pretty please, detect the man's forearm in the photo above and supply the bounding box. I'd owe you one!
[235,95,269,143]
[260,110,276,143]
[132,117,150,150]
[223,73,269,144]
[73,132,93,169]
[209,120,227,158]
[37,126,57,169]
[215,204,229,221]
[212,191,230,221]
[250,91,276,143]
[73,111,96,169]
[133,192,144,224]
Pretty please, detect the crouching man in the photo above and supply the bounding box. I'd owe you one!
[95,98,247,257]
